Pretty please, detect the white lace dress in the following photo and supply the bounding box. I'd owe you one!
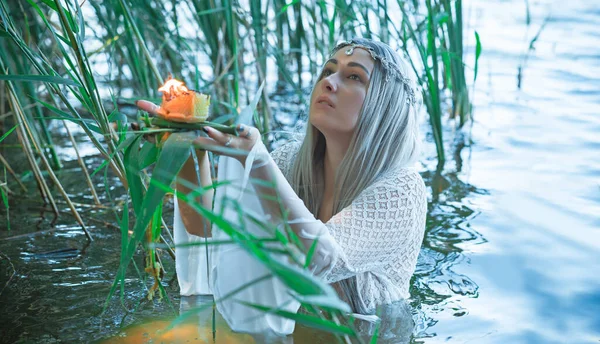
[174,140,428,334]
[269,141,428,314]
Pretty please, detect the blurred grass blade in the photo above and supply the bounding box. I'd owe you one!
[0,153,28,193]
[474,31,482,82]
[237,80,265,125]
[0,74,81,86]
[241,301,356,335]
[303,237,319,269]
[40,0,77,32]
[369,313,381,343]
[0,124,18,143]
[123,135,145,215]
[116,0,163,85]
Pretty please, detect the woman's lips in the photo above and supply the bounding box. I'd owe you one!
[315,95,335,108]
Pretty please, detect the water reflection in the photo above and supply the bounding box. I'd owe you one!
[412,137,488,336]
[137,295,419,344]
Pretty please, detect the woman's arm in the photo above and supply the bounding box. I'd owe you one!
[176,149,214,237]
[240,140,339,275]
[133,101,215,237]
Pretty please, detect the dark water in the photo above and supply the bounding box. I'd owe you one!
[1,0,599,342]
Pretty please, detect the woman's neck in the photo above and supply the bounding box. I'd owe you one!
[318,134,351,221]
[323,135,351,192]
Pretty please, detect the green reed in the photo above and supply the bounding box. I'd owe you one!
[518,15,548,89]
[440,0,470,127]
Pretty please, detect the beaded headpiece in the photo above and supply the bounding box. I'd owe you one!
[330,40,418,105]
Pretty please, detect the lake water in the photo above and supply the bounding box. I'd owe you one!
[412,0,600,342]
[0,0,599,343]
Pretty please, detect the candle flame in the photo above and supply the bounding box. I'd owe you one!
[158,78,189,100]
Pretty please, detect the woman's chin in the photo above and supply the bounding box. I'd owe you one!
[309,114,328,133]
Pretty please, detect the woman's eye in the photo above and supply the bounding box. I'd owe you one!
[321,69,333,78]
[349,74,362,82]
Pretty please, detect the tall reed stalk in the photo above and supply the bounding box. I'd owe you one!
[440,0,470,127]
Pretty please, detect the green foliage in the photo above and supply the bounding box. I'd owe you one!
[109,132,194,303]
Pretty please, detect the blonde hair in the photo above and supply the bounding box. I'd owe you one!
[290,38,422,216]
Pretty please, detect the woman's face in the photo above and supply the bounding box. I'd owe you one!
[309,47,374,139]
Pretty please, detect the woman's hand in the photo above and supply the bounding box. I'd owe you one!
[135,99,261,165]
[136,99,161,115]
[132,100,162,143]
[194,125,260,166]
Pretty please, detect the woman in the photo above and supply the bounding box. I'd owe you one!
[138,38,427,316]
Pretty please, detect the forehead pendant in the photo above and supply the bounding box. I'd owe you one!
[345,46,355,55]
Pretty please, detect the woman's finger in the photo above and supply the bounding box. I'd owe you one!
[193,136,246,157]
[193,136,219,147]
[202,126,235,147]
[196,125,260,161]
[235,124,257,141]
[136,100,161,116]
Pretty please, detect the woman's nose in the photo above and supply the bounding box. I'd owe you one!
[322,76,337,92]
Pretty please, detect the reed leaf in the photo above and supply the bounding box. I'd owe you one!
[32,98,102,133]
[425,0,445,167]
[0,153,27,193]
[0,74,81,87]
[0,124,18,143]
[241,301,356,336]
[166,273,273,331]
[474,31,482,82]
[441,0,470,127]
[6,78,92,241]
[123,135,145,216]
[107,131,194,305]
[116,0,163,87]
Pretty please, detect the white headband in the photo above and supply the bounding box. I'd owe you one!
[331,41,418,105]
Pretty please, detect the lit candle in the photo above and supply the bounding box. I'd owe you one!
[156,76,210,123]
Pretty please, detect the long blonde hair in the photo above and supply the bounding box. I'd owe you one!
[290,38,422,216]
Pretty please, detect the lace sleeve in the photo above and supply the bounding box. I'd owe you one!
[270,141,301,180]
[319,169,428,284]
